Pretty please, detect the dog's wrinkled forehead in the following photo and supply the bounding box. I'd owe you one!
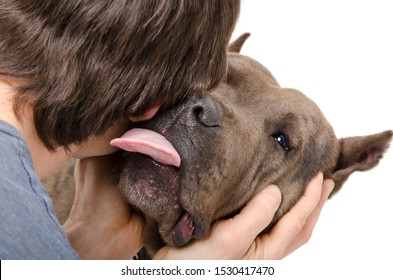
[223,53,329,126]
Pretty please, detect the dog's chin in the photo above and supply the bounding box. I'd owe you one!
[117,153,206,247]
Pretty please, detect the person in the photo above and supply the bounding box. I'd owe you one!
[0,0,334,259]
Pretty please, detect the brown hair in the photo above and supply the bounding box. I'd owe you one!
[0,0,240,149]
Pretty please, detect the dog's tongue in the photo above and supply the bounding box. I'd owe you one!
[110,128,181,167]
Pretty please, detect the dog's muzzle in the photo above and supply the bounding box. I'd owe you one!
[110,94,223,246]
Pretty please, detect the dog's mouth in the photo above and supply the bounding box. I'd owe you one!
[110,127,202,246]
[110,128,181,168]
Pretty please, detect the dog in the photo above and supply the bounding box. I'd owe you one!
[44,33,392,259]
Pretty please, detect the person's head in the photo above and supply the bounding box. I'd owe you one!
[0,0,240,151]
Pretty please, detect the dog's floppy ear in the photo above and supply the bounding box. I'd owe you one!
[228,32,251,53]
[330,130,392,196]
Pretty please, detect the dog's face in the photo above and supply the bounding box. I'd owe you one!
[111,36,392,256]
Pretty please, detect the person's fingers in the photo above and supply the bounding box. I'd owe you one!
[126,209,145,257]
[283,178,334,256]
[217,185,282,250]
[154,185,282,260]
[256,172,324,259]
[66,154,145,259]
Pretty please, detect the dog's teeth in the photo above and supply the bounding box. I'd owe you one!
[110,128,181,167]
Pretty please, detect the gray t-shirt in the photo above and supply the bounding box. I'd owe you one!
[0,120,79,259]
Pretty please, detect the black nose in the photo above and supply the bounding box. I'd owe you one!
[191,95,222,127]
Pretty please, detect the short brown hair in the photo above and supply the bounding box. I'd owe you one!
[0,0,240,149]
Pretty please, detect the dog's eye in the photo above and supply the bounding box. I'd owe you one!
[273,133,289,152]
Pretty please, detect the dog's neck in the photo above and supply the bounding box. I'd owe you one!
[0,80,69,179]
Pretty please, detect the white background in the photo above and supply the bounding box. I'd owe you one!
[2,1,392,279]
[232,0,393,277]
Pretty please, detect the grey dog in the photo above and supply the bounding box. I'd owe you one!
[44,34,392,259]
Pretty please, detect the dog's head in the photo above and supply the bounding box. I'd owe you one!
[111,34,392,256]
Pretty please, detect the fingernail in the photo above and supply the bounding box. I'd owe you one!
[327,179,335,194]
[316,171,323,184]
[310,172,324,190]
[262,185,282,205]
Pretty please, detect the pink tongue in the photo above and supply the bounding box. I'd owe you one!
[110,128,181,167]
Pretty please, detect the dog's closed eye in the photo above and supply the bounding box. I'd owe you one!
[272,133,290,153]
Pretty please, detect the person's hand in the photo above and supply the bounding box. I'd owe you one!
[63,153,144,259]
[154,172,334,259]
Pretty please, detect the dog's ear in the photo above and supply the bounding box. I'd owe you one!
[228,33,251,53]
[330,130,392,196]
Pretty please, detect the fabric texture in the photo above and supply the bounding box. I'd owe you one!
[0,120,79,259]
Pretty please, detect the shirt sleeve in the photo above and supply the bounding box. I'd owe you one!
[0,121,80,259]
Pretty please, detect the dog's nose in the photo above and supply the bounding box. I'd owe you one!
[191,95,222,127]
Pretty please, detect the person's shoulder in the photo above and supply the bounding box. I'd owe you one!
[0,120,33,184]
[0,119,22,136]
[0,120,24,148]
